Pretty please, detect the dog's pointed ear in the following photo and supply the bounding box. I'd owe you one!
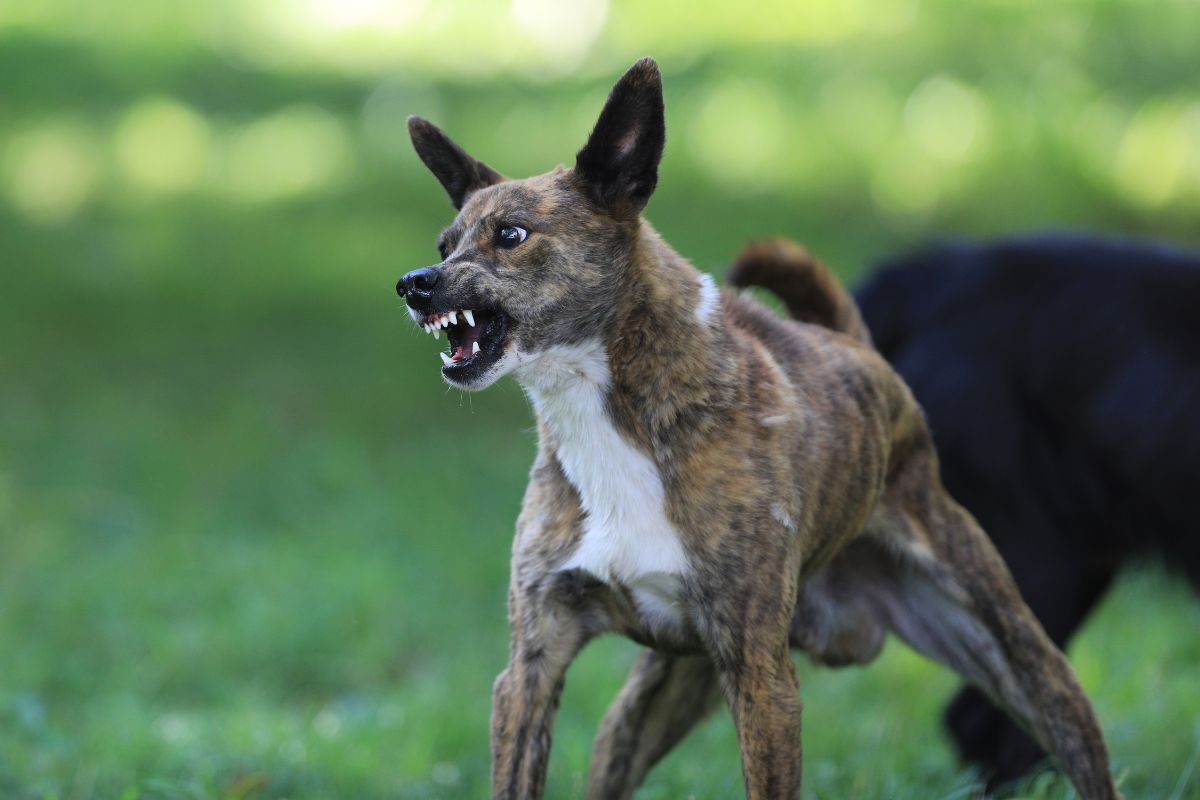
[574,57,665,217]
[407,116,504,210]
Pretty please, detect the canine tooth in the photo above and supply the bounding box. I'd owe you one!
[432,327,440,340]
[463,309,475,327]
[449,311,457,325]
[472,340,480,354]
[439,351,452,366]
[441,317,450,328]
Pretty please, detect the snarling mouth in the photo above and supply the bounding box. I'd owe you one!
[418,307,510,383]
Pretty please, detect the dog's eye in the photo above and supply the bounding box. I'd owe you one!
[496,225,528,249]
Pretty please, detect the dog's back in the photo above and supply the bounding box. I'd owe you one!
[856,232,1200,783]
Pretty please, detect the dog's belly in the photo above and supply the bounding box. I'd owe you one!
[609,571,704,652]
[629,571,687,631]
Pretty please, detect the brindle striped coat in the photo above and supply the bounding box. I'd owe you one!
[399,58,1121,800]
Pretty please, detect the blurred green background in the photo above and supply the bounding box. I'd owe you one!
[2,0,1199,798]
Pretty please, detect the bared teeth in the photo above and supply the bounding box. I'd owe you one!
[422,310,485,359]
[424,310,479,332]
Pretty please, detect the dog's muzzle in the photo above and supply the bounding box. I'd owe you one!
[397,266,514,387]
[397,266,441,314]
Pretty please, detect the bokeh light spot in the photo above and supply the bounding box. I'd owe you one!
[511,0,608,67]
[113,97,212,195]
[904,75,990,163]
[1114,102,1188,208]
[688,80,788,188]
[1180,103,1200,204]
[3,120,100,224]
[301,0,428,33]
[222,106,353,203]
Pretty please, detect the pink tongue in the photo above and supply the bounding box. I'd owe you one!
[452,345,468,361]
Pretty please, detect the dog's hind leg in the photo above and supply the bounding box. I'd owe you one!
[867,441,1122,800]
[945,543,1116,790]
[587,650,721,800]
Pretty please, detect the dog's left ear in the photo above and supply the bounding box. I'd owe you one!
[408,116,504,210]
[574,57,665,217]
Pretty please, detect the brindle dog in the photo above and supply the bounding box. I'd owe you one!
[396,58,1121,799]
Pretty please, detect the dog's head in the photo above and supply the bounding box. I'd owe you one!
[398,57,665,390]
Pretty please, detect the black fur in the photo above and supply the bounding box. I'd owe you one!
[407,115,504,210]
[855,231,1200,788]
[574,57,666,217]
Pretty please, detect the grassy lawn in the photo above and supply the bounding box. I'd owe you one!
[3,199,1199,799]
[3,2,1200,797]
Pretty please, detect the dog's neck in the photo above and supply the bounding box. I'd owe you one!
[516,221,740,462]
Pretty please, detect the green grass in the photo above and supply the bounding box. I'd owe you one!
[3,204,1199,800]
[3,2,1200,797]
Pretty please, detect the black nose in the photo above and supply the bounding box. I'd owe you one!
[396,267,441,310]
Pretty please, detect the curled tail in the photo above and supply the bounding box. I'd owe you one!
[726,238,872,345]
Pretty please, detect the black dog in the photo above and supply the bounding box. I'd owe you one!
[855,232,1200,787]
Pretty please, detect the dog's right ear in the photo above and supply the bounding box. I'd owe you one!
[574,57,665,218]
[407,116,504,210]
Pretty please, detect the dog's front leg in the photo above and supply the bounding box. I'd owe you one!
[490,579,592,800]
[723,640,803,799]
[695,555,804,799]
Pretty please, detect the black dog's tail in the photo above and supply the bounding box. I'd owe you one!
[726,238,872,345]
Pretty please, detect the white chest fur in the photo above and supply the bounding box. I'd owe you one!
[516,341,690,590]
